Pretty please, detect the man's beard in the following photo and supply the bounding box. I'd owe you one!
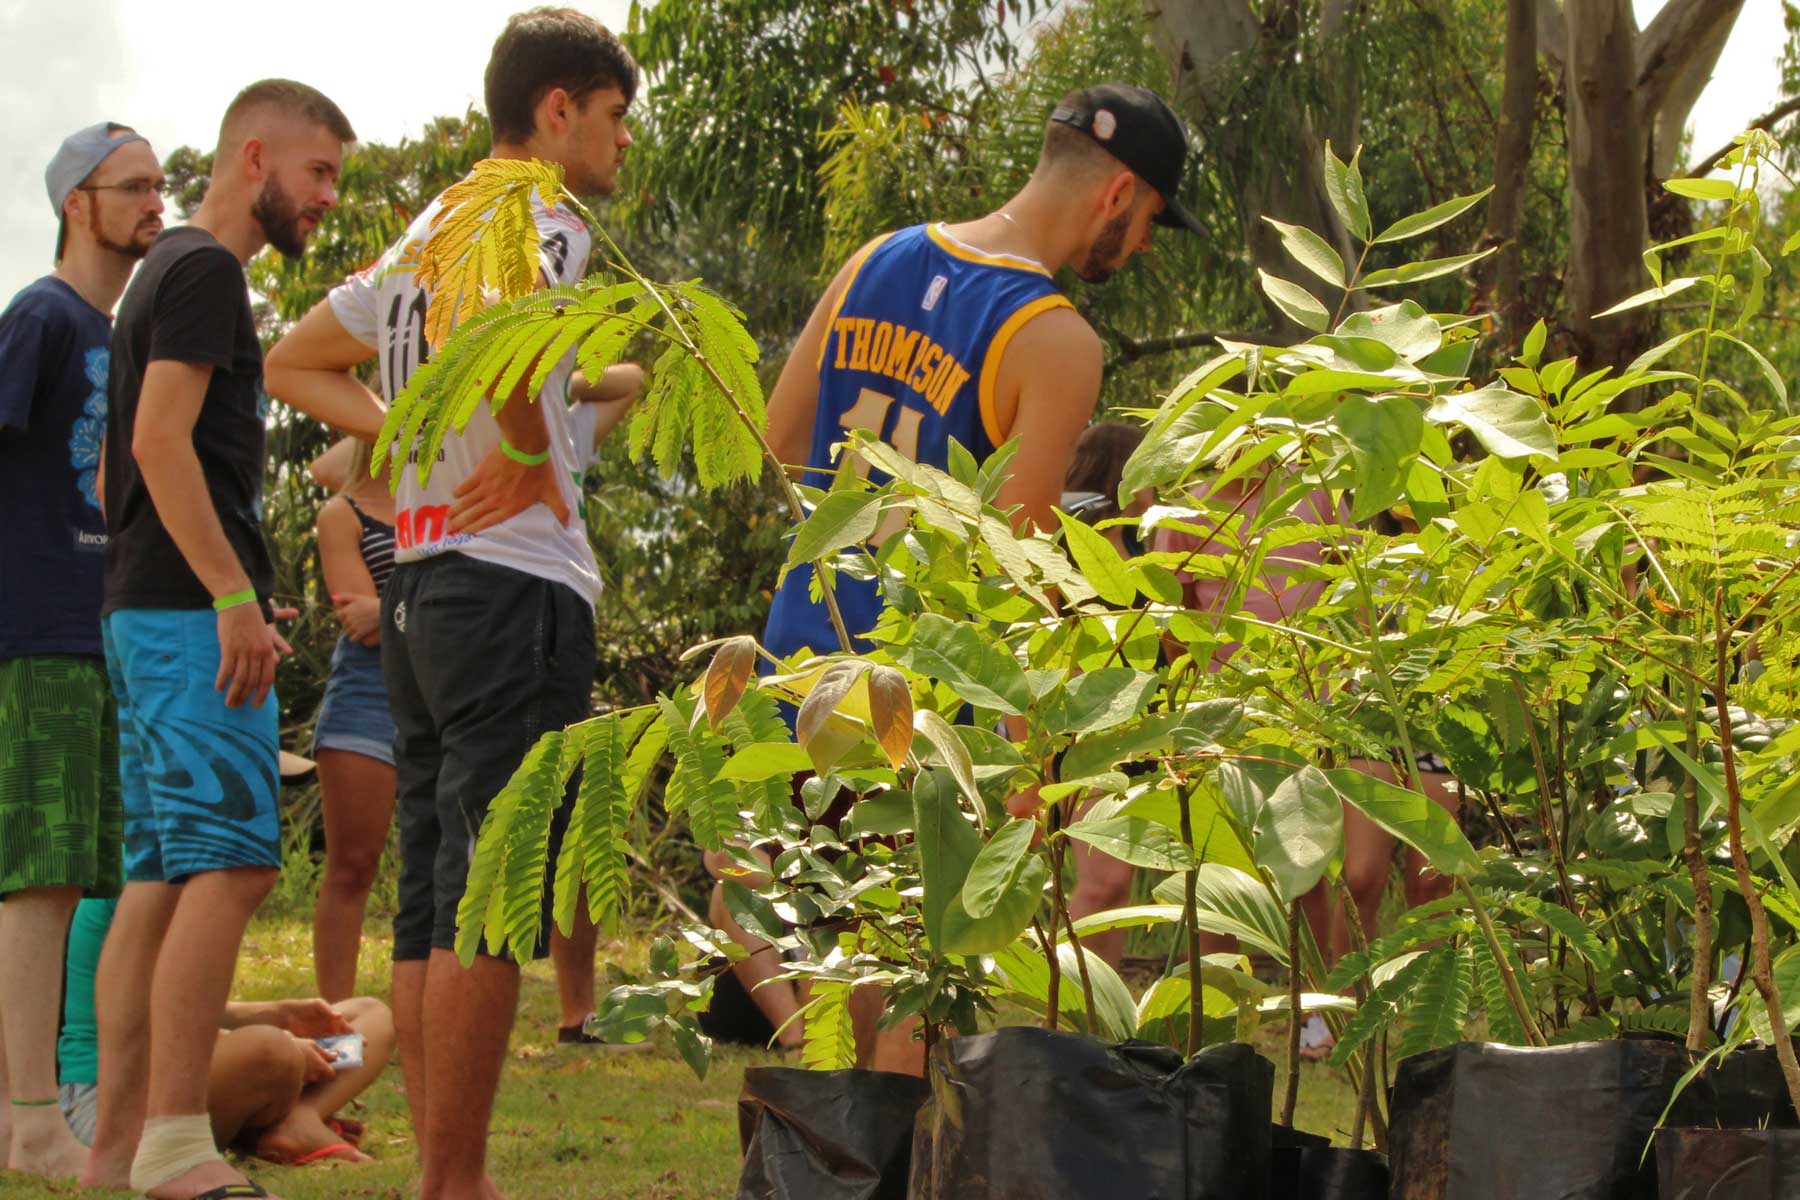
[251,174,317,260]
[90,204,157,261]
[1073,210,1131,284]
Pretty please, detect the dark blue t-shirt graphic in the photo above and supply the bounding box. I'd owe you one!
[0,276,112,660]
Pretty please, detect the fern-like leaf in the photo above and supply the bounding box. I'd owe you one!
[657,693,740,850]
[455,728,574,965]
[1507,896,1614,975]
[1473,925,1532,1045]
[718,689,800,835]
[800,981,858,1069]
[1395,945,1475,1060]
[1328,948,1439,1067]
[415,157,566,347]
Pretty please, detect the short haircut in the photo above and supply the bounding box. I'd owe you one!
[57,123,142,263]
[486,7,639,144]
[1036,89,1121,181]
[216,79,356,158]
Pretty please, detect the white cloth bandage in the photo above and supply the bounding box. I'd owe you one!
[129,1114,223,1193]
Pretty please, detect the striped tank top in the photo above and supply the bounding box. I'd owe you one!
[345,497,395,594]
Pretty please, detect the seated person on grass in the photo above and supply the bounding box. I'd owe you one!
[59,898,394,1166]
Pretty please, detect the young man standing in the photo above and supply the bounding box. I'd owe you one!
[262,11,636,1198]
[0,120,163,1180]
[80,80,355,1200]
[754,83,1201,1069]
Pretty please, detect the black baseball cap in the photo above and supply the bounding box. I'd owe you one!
[1050,84,1202,234]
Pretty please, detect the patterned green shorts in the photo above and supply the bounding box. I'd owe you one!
[0,656,124,897]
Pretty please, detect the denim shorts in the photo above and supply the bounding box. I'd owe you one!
[312,636,397,766]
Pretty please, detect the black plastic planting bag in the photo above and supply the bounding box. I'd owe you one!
[909,1026,1274,1200]
[1705,1045,1800,1128]
[1271,1127,1389,1200]
[1656,1127,1800,1199]
[1387,1040,1710,1199]
[737,1066,932,1200]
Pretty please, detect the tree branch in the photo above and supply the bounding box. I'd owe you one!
[1689,95,1800,179]
[1636,0,1745,125]
[1104,328,1283,373]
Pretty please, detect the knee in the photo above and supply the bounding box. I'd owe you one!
[323,851,382,894]
[1344,861,1390,909]
[1072,867,1133,911]
[232,1026,307,1099]
[342,997,397,1065]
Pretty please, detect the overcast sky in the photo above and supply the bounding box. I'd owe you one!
[0,0,1789,304]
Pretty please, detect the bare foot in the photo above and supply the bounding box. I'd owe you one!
[143,1158,282,1200]
[79,1144,134,1190]
[253,1108,372,1166]
[9,1113,89,1179]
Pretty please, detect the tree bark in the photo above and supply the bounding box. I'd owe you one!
[1480,0,1538,350]
[1564,0,1652,373]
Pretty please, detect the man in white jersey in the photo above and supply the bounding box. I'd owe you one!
[261,10,635,1198]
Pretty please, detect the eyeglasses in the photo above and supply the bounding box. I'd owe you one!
[77,179,170,198]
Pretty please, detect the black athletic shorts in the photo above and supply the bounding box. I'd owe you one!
[382,553,594,962]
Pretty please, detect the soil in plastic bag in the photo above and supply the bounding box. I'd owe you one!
[1270,1126,1389,1200]
[908,1026,1273,1200]
[1656,1127,1800,1199]
[736,1066,932,1200]
[1387,1040,1712,1199]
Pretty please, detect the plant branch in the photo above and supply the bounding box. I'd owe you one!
[1280,899,1304,1127]
[1460,879,1548,1046]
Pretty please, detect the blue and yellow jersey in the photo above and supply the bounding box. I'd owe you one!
[763,223,1073,660]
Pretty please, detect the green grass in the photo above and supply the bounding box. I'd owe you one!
[7,914,1361,1199]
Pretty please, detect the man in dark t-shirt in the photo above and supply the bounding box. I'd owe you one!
[79,81,356,1200]
[0,119,163,1182]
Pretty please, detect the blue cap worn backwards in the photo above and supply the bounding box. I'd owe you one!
[46,122,150,218]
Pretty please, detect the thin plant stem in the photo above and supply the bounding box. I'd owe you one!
[1178,784,1205,1056]
[1280,899,1304,1127]
[1460,879,1547,1046]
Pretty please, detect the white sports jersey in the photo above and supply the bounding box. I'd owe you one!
[329,180,601,605]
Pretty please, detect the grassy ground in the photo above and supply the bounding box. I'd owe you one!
[8,914,1361,1199]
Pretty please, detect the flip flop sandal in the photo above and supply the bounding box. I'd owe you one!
[326,1117,365,1146]
[288,1142,359,1167]
[176,1183,272,1199]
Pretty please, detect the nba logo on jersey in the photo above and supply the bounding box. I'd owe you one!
[921,274,948,311]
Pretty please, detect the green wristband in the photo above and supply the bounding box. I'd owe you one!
[213,588,258,612]
[10,1097,59,1107]
[500,438,551,467]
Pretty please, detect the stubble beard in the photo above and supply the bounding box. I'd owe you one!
[1073,210,1131,285]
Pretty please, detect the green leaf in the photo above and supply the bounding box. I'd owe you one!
[1426,387,1557,460]
[961,818,1037,919]
[912,767,978,954]
[786,490,880,569]
[889,614,1029,715]
[1056,510,1136,606]
[1663,177,1737,201]
[1594,277,1704,318]
[1373,187,1493,244]
[1325,768,1480,877]
[1041,669,1158,736]
[718,741,812,782]
[800,981,858,1070]
[1358,249,1494,289]
[1337,300,1441,360]
[1393,945,1475,1061]
[1520,319,1547,367]
[1327,948,1440,1067]
[913,708,981,812]
[1323,141,1371,241]
[1253,765,1343,903]
[1262,216,1346,287]
[1154,864,1293,963]
[1710,330,1789,407]
[1064,816,1198,871]
[1337,394,1423,520]
[1258,269,1331,333]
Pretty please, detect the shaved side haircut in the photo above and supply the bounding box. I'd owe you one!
[486,6,639,144]
[215,78,356,159]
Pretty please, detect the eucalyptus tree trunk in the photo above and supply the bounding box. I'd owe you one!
[1541,0,1743,373]
[1144,0,1363,334]
[1478,0,1538,349]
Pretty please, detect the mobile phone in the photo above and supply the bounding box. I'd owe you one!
[315,1032,365,1073]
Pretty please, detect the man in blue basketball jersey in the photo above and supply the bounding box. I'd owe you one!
[730,85,1200,1072]
[762,83,1201,663]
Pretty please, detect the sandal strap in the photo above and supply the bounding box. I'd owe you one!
[190,1183,271,1199]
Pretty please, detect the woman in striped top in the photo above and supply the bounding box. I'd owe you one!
[308,437,398,1002]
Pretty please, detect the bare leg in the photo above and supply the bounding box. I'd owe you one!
[549,888,598,1031]
[0,885,85,1176]
[392,957,428,1163]
[138,866,278,1200]
[704,851,802,1049]
[80,880,180,1190]
[206,1026,305,1149]
[419,949,519,1200]
[0,999,10,1151]
[253,998,393,1165]
[312,750,396,1002]
[1338,760,1401,962]
[1403,771,1461,909]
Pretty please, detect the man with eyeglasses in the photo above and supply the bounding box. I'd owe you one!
[0,121,163,1181]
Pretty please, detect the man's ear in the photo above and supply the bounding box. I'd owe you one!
[535,86,573,140]
[1100,169,1137,220]
[240,135,268,182]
